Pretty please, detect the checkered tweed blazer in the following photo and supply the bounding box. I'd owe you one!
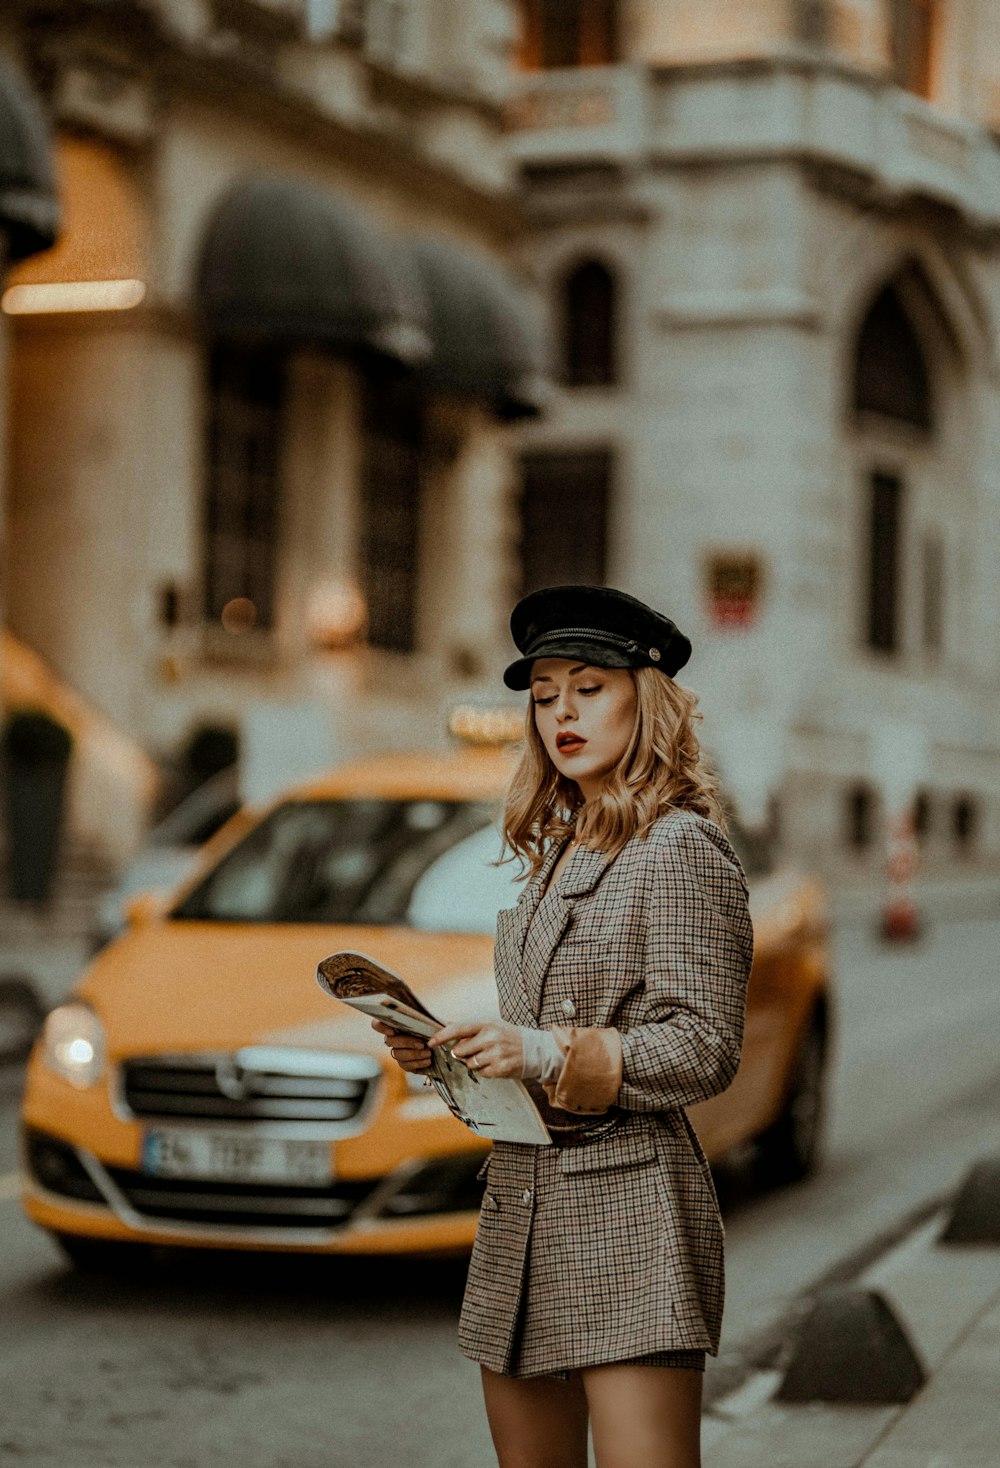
[458,808,754,1375]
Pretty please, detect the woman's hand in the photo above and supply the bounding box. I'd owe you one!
[371,1019,433,1073]
[429,1020,525,1080]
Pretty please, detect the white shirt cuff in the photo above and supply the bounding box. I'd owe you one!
[519,1027,566,1084]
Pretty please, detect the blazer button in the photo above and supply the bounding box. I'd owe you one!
[561,999,577,1018]
[521,1188,533,1205]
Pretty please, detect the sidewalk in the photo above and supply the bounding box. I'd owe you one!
[830,867,1000,926]
[703,1202,1000,1467]
[0,933,88,1006]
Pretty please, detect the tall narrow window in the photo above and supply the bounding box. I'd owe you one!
[845,783,876,851]
[921,529,944,655]
[203,343,287,632]
[562,259,617,387]
[952,794,977,854]
[891,0,937,99]
[913,787,932,845]
[517,0,620,69]
[359,374,423,654]
[866,472,903,654]
[518,449,611,595]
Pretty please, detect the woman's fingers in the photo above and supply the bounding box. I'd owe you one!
[395,1054,433,1072]
[372,1021,434,1072]
[428,1020,483,1049]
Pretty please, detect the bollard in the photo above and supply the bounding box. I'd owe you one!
[939,1157,1000,1245]
[880,808,921,943]
[775,1286,926,1404]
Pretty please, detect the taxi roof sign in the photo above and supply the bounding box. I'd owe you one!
[448,705,525,747]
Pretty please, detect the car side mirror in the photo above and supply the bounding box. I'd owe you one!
[125,891,163,928]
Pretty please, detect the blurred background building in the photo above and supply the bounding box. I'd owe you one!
[510,0,1000,878]
[2,0,1000,901]
[0,0,542,872]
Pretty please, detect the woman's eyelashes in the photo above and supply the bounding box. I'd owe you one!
[533,685,602,707]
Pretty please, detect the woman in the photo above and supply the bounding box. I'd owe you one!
[374,585,754,1468]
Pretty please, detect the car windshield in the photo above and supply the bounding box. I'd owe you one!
[170,798,513,929]
[170,795,773,930]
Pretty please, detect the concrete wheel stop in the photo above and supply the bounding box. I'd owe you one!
[775,1286,927,1404]
[938,1156,1000,1244]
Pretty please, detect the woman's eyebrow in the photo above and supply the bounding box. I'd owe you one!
[531,664,591,686]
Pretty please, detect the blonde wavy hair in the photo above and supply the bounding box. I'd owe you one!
[502,666,726,876]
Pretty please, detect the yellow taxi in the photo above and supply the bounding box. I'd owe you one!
[20,720,832,1267]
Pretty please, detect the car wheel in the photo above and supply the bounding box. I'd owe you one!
[754,1011,828,1188]
[54,1233,153,1275]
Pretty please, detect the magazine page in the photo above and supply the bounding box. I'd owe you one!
[317,952,552,1146]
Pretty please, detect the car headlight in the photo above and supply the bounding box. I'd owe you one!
[41,1003,106,1088]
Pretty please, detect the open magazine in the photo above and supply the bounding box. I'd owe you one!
[316,951,552,1146]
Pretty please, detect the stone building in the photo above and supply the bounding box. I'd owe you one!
[0,0,542,860]
[508,0,1000,877]
[6,0,1000,888]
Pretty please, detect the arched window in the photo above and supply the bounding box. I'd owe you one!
[853,285,934,433]
[562,258,618,387]
[517,0,621,70]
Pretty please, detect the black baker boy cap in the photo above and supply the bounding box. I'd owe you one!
[503,584,692,691]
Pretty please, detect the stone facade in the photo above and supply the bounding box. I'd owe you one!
[1,0,535,854]
[5,0,1000,886]
[511,0,1000,878]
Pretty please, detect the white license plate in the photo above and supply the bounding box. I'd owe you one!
[141,1129,333,1185]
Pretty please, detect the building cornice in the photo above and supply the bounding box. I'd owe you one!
[511,53,1000,240]
[158,45,525,239]
[17,3,524,242]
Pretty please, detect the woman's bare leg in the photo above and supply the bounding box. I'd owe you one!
[582,1363,703,1468]
[480,1365,590,1468]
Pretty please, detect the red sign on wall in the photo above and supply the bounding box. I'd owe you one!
[706,552,764,630]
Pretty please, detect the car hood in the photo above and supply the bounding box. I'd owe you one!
[77,922,498,1060]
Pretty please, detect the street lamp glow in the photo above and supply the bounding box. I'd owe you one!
[1,279,146,314]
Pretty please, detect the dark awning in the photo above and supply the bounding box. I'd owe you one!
[0,60,58,262]
[408,237,550,420]
[196,174,430,364]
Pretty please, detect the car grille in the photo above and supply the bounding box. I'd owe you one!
[120,1048,381,1127]
[105,1168,376,1230]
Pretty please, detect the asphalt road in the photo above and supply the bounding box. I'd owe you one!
[1,914,999,1468]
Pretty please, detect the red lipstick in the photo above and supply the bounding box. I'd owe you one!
[556,732,587,752]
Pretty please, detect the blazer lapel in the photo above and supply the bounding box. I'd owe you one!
[521,842,615,1018]
[492,840,564,1026]
[556,844,615,899]
[515,839,565,947]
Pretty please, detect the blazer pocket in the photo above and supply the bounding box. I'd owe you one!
[559,918,613,945]
[557,1124,657,1175]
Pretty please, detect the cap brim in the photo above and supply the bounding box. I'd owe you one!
[503,638,636,691]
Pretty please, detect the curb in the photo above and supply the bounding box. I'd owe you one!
[703,1159,1000,1467]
